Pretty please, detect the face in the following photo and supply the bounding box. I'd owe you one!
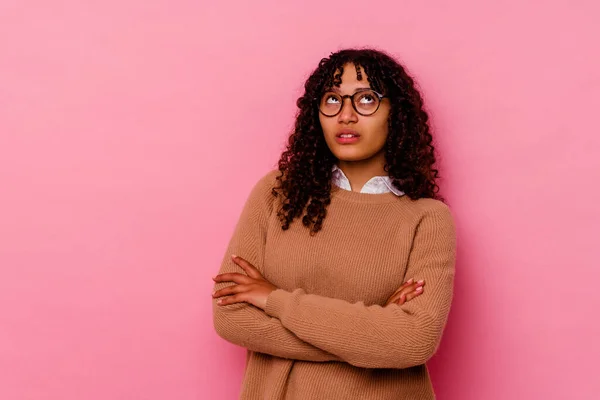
[318,63,390,165]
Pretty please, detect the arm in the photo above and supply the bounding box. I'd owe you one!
[264,201,457,369]
[212,170,340,362]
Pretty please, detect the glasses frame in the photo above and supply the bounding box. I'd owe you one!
[317,89,387,117]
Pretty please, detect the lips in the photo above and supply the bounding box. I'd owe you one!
[335,129,361,144]
[336,129,360,138]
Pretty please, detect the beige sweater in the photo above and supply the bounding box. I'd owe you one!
[212,169,457,399]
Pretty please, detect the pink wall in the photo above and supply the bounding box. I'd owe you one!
[1,1,599,399]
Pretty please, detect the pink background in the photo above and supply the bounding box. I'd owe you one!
[1,1,599,399]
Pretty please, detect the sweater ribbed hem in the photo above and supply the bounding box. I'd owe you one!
[265,289,291,318]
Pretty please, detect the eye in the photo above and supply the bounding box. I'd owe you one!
[357,93,375,104]
[325,94,340,104]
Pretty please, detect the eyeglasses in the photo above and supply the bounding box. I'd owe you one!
[318,89,386,117]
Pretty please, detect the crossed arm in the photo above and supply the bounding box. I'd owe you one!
[212,255,424,362]
[211,175,456,368]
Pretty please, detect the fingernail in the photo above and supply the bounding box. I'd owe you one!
[231,254,237,259]
[216,299,222,305]
[416,286,423,292]
[417,280,424,285]
[211,290,216,296]
[406,278,414,284]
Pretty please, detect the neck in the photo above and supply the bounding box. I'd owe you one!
[337,151,387,193]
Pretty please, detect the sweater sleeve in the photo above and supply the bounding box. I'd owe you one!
[212,170,340,362]
[264,201,456,369]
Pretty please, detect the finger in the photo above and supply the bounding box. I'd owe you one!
[396,278,413,292]
[385,279,414,305]
[387,292,407,306]
[386,288,407,305]
[400,279,425,295]
[216,293,246,306]
[387,282,418,304]
[385,291,403,305]
[403,286,424,302]
[212,284,246,299]
[396,283,426,305]
[389,281,423,305]
[389,278,419,297]
[213,272,253,285]
[231,255,262,279]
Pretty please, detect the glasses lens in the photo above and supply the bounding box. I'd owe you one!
[319,92,341,116]
[353,90,379,115]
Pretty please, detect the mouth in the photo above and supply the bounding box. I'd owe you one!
[335,130,361,144]
[336,130,360,138]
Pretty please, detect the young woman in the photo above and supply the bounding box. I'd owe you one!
[211,48,456,399]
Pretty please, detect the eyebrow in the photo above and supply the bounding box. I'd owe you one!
[330,87,372,95]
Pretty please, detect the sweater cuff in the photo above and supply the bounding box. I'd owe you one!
[265,289,293,318]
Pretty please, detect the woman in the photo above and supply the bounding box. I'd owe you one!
[211,48,456,399]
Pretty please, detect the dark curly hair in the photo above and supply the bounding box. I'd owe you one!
[272,47,443,235]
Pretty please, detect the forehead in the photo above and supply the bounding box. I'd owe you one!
[330,63,372,92]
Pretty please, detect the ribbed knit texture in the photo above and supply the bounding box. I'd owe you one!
[212,169,457,400]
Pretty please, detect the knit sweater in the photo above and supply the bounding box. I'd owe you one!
[212,169,457,399]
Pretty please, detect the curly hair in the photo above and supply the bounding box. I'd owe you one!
[272,48,442,235]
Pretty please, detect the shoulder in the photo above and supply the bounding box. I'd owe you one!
[256,168,282,188]
[399,197,455,230]
[250,168,281,197]
[410,199,456,246]
[245,168,282,214]
[414,198,453,217]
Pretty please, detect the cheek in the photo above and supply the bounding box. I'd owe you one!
[373,111,390,138]
[367,116,389,141]
[319,115,335,136]
[381,123,390,141]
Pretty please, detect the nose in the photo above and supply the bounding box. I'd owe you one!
[337,97,358,124]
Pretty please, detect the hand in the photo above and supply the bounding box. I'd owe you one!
[212,255,278,310]
[384,278,425,307]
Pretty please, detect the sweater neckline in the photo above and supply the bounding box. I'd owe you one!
[330,185,401,204]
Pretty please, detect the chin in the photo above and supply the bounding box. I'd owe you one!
[331,148,375,162]
[335,154,366,162]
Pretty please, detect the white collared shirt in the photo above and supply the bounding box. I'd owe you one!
[331,165,404,196]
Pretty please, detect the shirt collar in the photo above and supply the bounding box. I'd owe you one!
[331,165,404,196]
